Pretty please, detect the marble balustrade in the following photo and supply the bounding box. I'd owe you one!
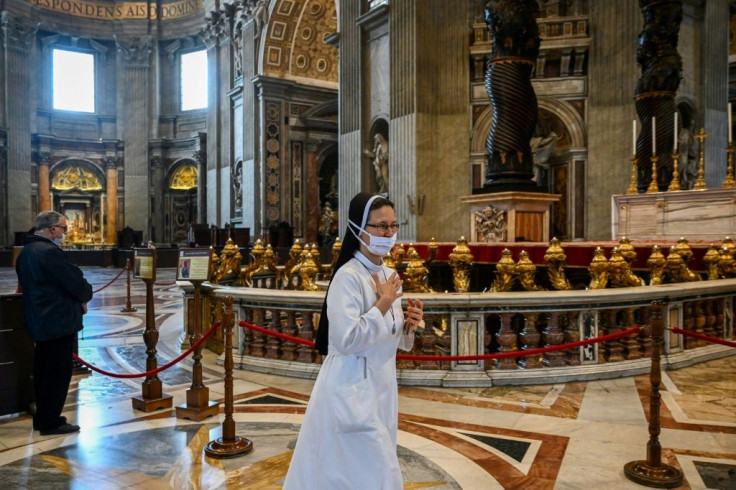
[180,278,736,387]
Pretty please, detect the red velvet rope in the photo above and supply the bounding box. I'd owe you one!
[240,321,315,346]
[72,321,221,378]
[396,327,640,361]
[671,327,736,348]
[92,267,127,293]
[238,320,641,361]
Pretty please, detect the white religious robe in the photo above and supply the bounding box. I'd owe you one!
[283,253,414,490]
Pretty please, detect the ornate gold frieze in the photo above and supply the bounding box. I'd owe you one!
[27,0,203,21]
[51,164,103,191]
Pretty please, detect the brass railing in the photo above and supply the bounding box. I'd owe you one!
[194,278,736,387]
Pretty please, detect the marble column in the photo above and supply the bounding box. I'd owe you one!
[204,15,223,228]
[482,0,540,191]
[37,154,51,212]
[586,0,640,239]
[104,157,119,244]
[1,12,38,239]
[634,0,682,192]
[193,139,207,225]
[337,0,362,236]
[305,139,320,244]
[150,156,165,242]
[701,0,729,188]
[115,35,152,239]
[234,3,262,235]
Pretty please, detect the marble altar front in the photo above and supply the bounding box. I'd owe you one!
[612,188,736,241]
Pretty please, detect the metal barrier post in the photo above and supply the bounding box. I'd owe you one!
[624,301,684,487]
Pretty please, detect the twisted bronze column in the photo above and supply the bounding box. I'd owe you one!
[483,0,540,191]
[635,0,683,192]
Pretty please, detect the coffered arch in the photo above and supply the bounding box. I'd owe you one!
[259,0,338,86]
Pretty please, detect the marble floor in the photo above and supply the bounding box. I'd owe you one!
[0,266,735,489]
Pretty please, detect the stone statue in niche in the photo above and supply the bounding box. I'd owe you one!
[364,133,389,194]
[232,24,243,78]
[530,131,559,183]
[232,161,243,216]
[677,123,697,190]
[319,201,337,236]
[252,0,269,38]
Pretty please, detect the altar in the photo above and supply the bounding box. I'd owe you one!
[612,188,736,241]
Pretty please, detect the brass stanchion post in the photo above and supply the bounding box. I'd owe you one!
[120,258,137,313]
[624,302,683,488]
[205,296,253,458]
[131,248,172,412]
[176,279,220,420]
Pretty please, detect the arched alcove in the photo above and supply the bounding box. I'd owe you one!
[165,159,199,244]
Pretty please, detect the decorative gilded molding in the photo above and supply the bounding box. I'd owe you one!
[51,164,104,191]
[170,163,198,190]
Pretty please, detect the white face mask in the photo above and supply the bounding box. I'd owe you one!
[349,220,396,257]
[53,233,66,246]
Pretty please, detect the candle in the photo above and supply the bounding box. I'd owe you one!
[652,116,656,154]
[729,102,733,144]
[674,112,678,152]
[632,120,637,155]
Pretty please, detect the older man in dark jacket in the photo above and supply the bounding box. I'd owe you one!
[16,210,93,435]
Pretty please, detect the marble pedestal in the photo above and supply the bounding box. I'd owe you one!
[460,192,560,243]
[612,188,736,240]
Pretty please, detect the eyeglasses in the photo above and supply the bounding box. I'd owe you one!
[53,224,68,232]
[366,223,400,232]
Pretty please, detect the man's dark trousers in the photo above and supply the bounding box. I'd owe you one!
[33,333,75,431]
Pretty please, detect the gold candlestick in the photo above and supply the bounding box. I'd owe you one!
[646,155,659,193]
[722,145,735,188]
[693,128,708,190]
[667,152,680,191]
[626,155,638,194]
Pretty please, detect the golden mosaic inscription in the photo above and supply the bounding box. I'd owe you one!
[27,0,202,21]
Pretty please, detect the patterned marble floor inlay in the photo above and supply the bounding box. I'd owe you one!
[1,266,736,489]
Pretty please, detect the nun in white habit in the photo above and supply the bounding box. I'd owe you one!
[283,192,425,489]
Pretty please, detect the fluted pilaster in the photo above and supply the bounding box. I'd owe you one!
[701,0,728,188]
[337,0,363,236]
[1,11,39,233]
[116,35,152,237]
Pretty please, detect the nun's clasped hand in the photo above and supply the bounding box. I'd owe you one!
[373,271,403,315]
[404,298,424,333]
